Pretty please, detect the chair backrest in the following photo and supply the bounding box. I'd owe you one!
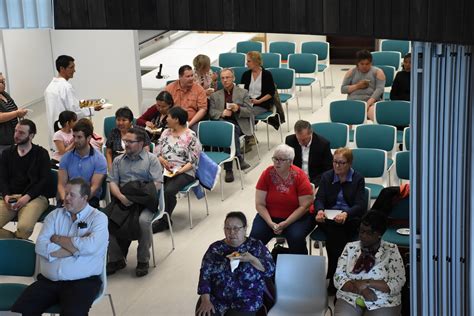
[103,116,116,139]
[311,122,349,149]
[380,39,411,57]
[218,52,246,68]
[198,121,235,154]
[389,197,410,220]
[371,51,402,70]
[269,41,296,62]
[374,100,410,126]
[301,41,329,61]
[236,40,263,53]
[403,127,410,151]
[288,53,317,74]
[351,148,387,178]
[267,67,295,91]
[354,124,397,153]
[395,151,410,181]
[165,79,176,86]
[261,52,281,68]
[378,65,396,87]
[211,66,223,90]
[230,66,248,85]
[330,100,367,125]
[0,239,36,277]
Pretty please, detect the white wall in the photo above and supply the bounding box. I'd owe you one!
[266,33,327,52]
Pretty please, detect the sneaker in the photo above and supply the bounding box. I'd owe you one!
[136,262,149,277]
[245,136,257,146]
[106,259,126,275]
[225,170,234,183]
[152,219,171,233]
[239,160,251,170]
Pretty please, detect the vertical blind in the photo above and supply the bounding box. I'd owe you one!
[411,42,473,315]
[0,0,53,29]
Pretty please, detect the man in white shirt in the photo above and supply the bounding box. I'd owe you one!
[44,55,103,149]
[11,177,108,315]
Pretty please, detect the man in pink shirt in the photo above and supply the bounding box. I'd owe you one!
[165,65,207,132]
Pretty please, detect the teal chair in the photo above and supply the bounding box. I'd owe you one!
[329,100,367,142]
[268,67,297,132]
[377,65,396,100]
[352,148,388,199]
[403,127,410,151]
[380,39,410,57]
[261,52,281,68]
[255,109,283,151]
[211,66,223,90]
[165,79,176,86]
[371,51,402,71]
[0,239,36,312]
[311,122,349,150]
[373,100,410,143]
[236,40,263,53]
[269,41,295,67]
[230,66,248,85]
[150,188,175,267]
[179,180,209,229]
[218,52,246,68]
[103,116,138,140]
[301,41,334,91]
[394,151,410,184]
[288,53,323,113]
[197,121,244,201]
[354,124,397,170]
[382,197,410,247]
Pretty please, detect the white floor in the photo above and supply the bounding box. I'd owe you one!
[1,64,355,316]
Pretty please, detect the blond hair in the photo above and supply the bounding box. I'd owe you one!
[193,54,211,73]
[247,51,262,67]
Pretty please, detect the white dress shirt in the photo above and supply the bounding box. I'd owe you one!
[248,71,262,99]
[35,204,108,281]
[300,137,312,177]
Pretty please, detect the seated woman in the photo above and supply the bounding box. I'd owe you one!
[193,54,217,96]
[315,147,367,294]
[334,210,406,315]
[136,91,174,142]
[197,211,275,316]
[51,110,77,168]
[106,107,150,170]
[241,51,276,117]
[154,107,201,232]
[341,50,386,121]
[390,53,411,101]
[249,144,314,254]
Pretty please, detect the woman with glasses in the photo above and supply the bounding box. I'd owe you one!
[249,144,314,254]
[315,147,367,295]
[197,211,275,316]
[136,91,174,142]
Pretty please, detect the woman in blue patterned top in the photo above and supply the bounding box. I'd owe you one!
[197,211,275,316]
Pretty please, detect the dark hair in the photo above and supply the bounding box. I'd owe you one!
[360,210,388,235]
[156,91,174,107]
[356,50,372,63]
[18,119,37,135]
[115,107,134,122]
[55,55,74,72]
[294,120,311,133]
[67,177,91,199]
[225,211,247,227]
[168,107,188,125]
[178,65,193,76]
[73,118,93,138]
[54,110,77,132]
[127,127,147,143]
[404,53,411,60]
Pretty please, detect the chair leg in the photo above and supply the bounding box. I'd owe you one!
[296,96,301,119]
[310,85,314,112]
[322,72,327,97]
[253,133,261,160]
[220,166,224,201]
[235,157,244,190]
[105,293,117,316]
[318,81,323,108]
[151,230,156,267]
[277,114,283,143]
[203,189,209,216]
[308,237,312,255]
[318,241,324,256]
[187,193,193,229]
[165,212,175,250]
[265,119,270,151]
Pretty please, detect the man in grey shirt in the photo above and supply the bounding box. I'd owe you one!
[107,127,163,277]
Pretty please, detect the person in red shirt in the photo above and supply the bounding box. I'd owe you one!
[249,144,314,254]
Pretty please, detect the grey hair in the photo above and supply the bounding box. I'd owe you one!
[220,68,235,78]
[273,144,295,162]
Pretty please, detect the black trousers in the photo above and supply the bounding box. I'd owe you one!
[164,173,195,216]
[11,274,101,316]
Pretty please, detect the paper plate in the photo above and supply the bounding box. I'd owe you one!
[102,103,113,109]
[396,228,410,236]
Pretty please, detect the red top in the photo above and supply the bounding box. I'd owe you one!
[136,105,158,127]
[256,165,313,219]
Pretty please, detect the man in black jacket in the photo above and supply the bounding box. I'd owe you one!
[0,119,50,239]
[285,120,333,187]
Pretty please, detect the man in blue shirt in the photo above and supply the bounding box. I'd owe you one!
[11,177,109,315]
[58,119,107,208]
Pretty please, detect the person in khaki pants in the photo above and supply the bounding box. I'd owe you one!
[0,119,50,239]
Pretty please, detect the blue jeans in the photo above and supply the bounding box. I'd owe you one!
[250,213,315,254]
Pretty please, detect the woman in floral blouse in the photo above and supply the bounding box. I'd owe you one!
[197,211,275,316]
[154,106,201,232]
[334,210,406,315]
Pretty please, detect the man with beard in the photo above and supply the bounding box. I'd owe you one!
[0,119,50,239]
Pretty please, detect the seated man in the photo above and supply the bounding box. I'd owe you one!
[0,119,50,239]
[285,120,333,188]
[165,65,207,132]
[58,119,107,208]
[11,177,108,315]
[209,68,252,183]
[107,127,163,277]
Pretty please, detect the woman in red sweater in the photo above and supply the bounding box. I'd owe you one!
[136,91,174,142]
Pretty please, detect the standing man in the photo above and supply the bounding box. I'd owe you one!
[165,65,207,132]
[209,68,252,182]
[285,120,333,187]
[44,55,103,148]
[11,177,109,315]
[58,119,107,209]
[0,119,50,239]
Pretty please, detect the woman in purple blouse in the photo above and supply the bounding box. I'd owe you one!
[196,211,275,316]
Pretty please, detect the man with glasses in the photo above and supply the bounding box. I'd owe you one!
[285,120,333,187]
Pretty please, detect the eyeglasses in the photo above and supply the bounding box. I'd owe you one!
[0,80,5,85]
[272,157,290,163]
[224,226,245,232]
[333,160,348,166]
[122,140,140,144]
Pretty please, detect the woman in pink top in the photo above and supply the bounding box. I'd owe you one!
[51,110,77,168]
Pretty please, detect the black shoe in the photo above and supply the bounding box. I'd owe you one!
[136,262,149,277]
[239,160,251,170]
[225,170,234,183]
[152,219,171,233]
[107,259,126,275]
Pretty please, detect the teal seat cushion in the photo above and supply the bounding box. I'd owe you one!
[384,91,391,100]
[279,93,292,103]
[0,283,28,311]
[255,112,273,120]
[383,228,409,247]
[203,151,231,165]
[295,77,315,86]
[396,130,403,143]
[317,64,327,72]
[366,183,384,199]
[179,180,199,193]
